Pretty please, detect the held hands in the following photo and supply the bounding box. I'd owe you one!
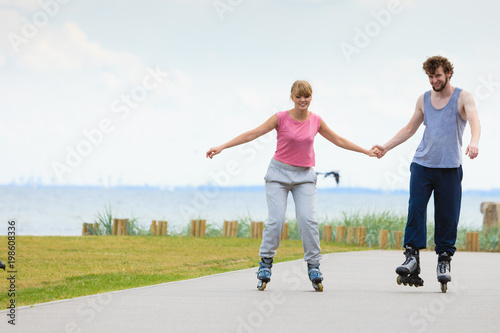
[206,146,223,159]
[371,145,388,159]
[366,146,380,157]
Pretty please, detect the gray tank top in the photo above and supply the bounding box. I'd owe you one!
[412,88,466,168]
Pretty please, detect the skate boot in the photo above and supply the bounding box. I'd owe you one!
[437,252,452,293]
[256,258,273,291]
[308,263,323,292]
[0,260,5,270]
[396,245,424,288]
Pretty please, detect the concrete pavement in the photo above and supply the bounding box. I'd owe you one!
[1,250,500,333]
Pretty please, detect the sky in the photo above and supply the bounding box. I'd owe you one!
[0,0,499,191]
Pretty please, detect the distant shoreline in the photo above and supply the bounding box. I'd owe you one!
[1,184,499,196]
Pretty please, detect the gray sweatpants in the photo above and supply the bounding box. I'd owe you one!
[259,158,322,264]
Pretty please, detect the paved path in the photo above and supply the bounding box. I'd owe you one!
[2,250,500,333]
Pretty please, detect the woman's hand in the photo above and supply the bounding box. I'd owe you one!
[206,146,223,159]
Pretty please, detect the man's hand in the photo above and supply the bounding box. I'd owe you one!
[206,146,223,159]
[465,143,479,159]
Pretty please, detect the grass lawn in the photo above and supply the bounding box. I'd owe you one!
[0,236,364,307]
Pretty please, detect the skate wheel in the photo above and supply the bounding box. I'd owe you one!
[441,283,447,293]
[397,276,402,285]
[257,281,266,291]
[313,283,323,292]
[409,283,414,287]
[403,282,408,286]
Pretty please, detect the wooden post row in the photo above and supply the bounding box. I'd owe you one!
[191,219,206,237]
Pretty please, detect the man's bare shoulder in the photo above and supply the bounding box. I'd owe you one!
[458,89,474,103]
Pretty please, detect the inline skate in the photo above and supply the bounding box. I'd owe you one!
[396,245,424,288]
[437,252,452,293]
[256,258,273,291]
[308,263,323,292]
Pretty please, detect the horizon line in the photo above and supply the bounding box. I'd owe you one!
[1,184,499,195]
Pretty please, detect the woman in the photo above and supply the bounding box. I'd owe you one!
[206,80,378,291]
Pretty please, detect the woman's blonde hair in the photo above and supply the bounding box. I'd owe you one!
[290,80,313,97]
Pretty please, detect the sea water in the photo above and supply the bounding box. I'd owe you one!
[0,185,498,236]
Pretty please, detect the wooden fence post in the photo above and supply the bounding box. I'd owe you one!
[82,223,90,236]
[379,229,388,249]
[281,223,288,240]
[231,221,238,237]
[117,219,123,235]
[358,227,366,246]
[223,220,238,237]
[151,220,157,236]
[191,220,206,237]
[322,225,333,242]
[335,225,346,243]
[251,221,264,239]
[159,221,167,236]
[465,232,480,252]
[393,231,403,249]
[112,218,118,235]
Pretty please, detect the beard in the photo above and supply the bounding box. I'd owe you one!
[432,76,449,92]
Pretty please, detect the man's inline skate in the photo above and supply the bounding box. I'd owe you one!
[256,258,273,291]
[396,245,424,288]
[437,252,452,293]
[308,263,323,292]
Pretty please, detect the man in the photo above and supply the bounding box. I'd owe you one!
[374,55,481,292]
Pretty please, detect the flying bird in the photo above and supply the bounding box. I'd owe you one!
[316,171,340,185]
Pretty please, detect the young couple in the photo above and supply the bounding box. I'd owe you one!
[206,55,481,292]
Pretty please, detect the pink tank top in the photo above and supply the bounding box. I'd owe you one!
[273,111,322,167]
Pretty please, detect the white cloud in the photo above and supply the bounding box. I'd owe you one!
[15,22,144,78]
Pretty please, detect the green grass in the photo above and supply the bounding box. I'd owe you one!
[3,209,497,308]
[0,236,363,307]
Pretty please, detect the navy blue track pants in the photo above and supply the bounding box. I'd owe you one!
[404,162,463,255]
